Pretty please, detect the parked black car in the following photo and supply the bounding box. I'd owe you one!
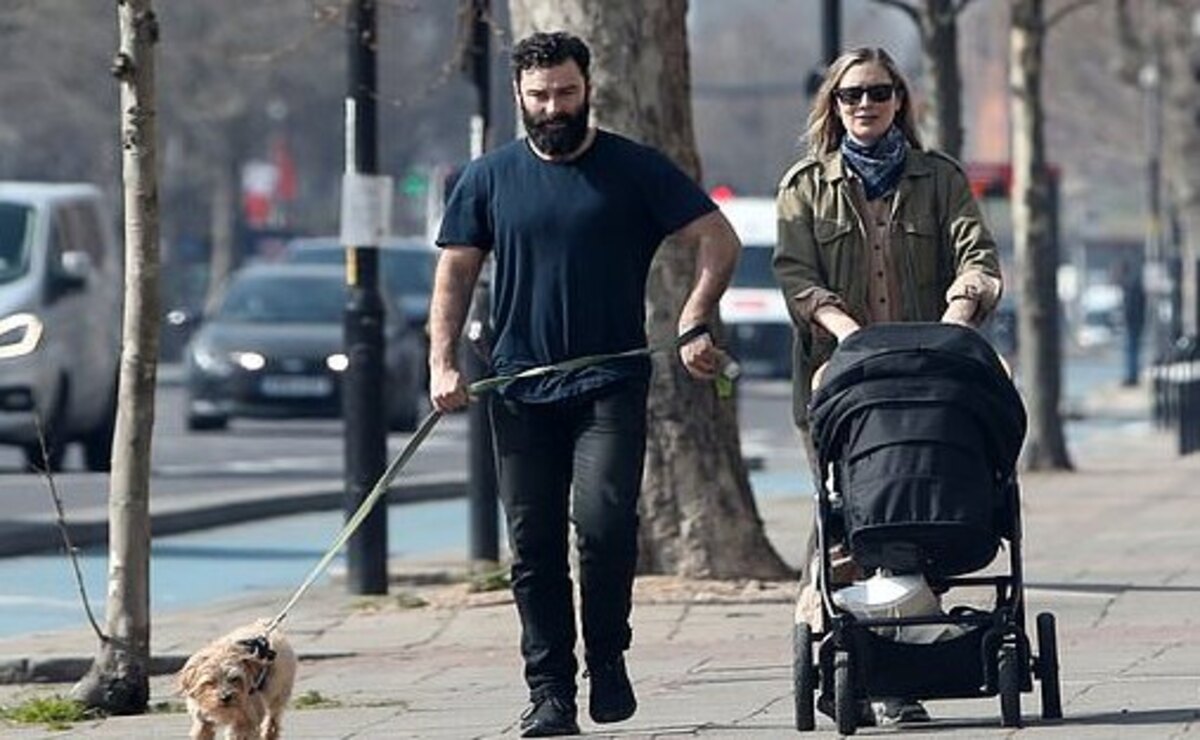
[280,236,436,331]
[183,263,426,431]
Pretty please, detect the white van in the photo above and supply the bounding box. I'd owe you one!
[0,183,122,471]
[718,197,792,378]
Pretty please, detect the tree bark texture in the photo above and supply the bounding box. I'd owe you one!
[1010,0,1072,471]
[508,0,790,579]
[919,0,965,159]
[72,0,161,714]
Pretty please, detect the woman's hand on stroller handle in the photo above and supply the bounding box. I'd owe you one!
[814,305,861,344]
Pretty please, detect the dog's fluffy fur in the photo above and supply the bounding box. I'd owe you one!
[177,620,296,740]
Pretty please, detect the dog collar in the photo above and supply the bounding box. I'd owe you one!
[236,636,277,662]
[236,635,277,695]
[250,663,271,695]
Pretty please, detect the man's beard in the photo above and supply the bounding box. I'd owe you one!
[522,100,590,157]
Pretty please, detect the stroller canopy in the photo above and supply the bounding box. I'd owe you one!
[808,323,1027,576]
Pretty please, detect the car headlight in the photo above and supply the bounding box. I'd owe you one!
[326,353,349,372]
[0,313,44,360]
[231,351,266,371]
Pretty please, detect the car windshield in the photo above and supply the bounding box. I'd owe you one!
[217,273,345,324]
[731,245,776,289]
[286,245,434,296]
[0,202,33,285]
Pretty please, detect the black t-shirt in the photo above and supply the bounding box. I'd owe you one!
[437,130,715,402]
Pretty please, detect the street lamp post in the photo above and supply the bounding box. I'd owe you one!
[342,0,390,595]
[807,0,842,95]
[822,0,841,65]
[1141,15,1171,361]
[463,0,499,564]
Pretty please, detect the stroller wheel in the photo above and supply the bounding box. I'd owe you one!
[834,650,858,736]
[1036,612,1063,720]
[792,623,815,731]
[998,644,1022,727]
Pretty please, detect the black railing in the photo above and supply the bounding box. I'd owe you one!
[1150,336,1200,455]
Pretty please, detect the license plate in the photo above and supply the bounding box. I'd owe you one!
[260,375,333,398]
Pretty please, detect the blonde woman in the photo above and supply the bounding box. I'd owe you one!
[773,47,1002,726]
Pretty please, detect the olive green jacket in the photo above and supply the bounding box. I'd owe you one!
[773,147,1002,427]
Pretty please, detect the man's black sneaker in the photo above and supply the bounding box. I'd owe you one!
[519,694,579,737]
[586,655,637,724]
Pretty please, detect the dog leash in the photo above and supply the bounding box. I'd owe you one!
[261,341,738,636]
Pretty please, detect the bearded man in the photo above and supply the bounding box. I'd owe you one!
[429,31,741,738]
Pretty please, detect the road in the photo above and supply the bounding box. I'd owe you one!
[0,376,806,520]
[0,381,472,522]
[0,346,1122,529]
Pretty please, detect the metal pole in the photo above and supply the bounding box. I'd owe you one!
[823,0,841,65]
[463,0,499,563]
[343,0,388,594]
[806,0,842,95]
[1142,1,1168,361]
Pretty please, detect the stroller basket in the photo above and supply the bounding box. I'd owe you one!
[837,623,990,699]
[810,323,1026,577]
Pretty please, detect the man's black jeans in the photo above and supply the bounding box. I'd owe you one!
[489,377,648,700]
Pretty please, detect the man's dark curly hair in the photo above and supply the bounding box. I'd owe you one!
[510,31,591,85]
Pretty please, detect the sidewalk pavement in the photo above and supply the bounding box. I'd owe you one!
[1,383,1198,737]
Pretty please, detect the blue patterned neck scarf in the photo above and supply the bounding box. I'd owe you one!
[840,125,908,201]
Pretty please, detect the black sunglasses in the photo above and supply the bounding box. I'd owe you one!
[833,84,896,105]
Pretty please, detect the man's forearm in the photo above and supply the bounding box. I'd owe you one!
[678,215,740,331]
[428,249,484,369]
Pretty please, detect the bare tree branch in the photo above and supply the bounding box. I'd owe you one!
[951,0,977,14]
[1114,0,1148,86]
[870,0,922,25]
[237,2,344,65]
[32,413,108,644]
[1047,0,1104,29]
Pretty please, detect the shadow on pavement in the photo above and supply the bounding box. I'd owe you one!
[1061,708,1200,727]
[1028,581,1200,595]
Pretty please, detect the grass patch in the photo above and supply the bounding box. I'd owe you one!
[149,700,186,714]
[292,690,342,710]
[0,695,93,730]
[358,698,409,709]
[393,592,428,609]
[351,591,428,612]
[467,565,510,593]
[351,596,388,612]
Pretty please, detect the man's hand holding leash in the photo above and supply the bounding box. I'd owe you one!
[430,364,469,413]
[677,323,722,380]
[674,209,742,382]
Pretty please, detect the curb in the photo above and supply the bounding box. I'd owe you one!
[0,474,467,558]
[0,651,356,685]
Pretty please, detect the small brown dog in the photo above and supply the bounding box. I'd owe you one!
[177,620,297,740]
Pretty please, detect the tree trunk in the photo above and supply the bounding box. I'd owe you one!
[204,143,236,311]
[1010,0,1072,471]
[508,0,790,579]
[72,0,161,714]
[869,0,965,159]
[1162,1,1200,339]
[920,0,964,159]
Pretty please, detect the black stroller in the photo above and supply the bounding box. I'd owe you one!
[791,323,1062,734]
